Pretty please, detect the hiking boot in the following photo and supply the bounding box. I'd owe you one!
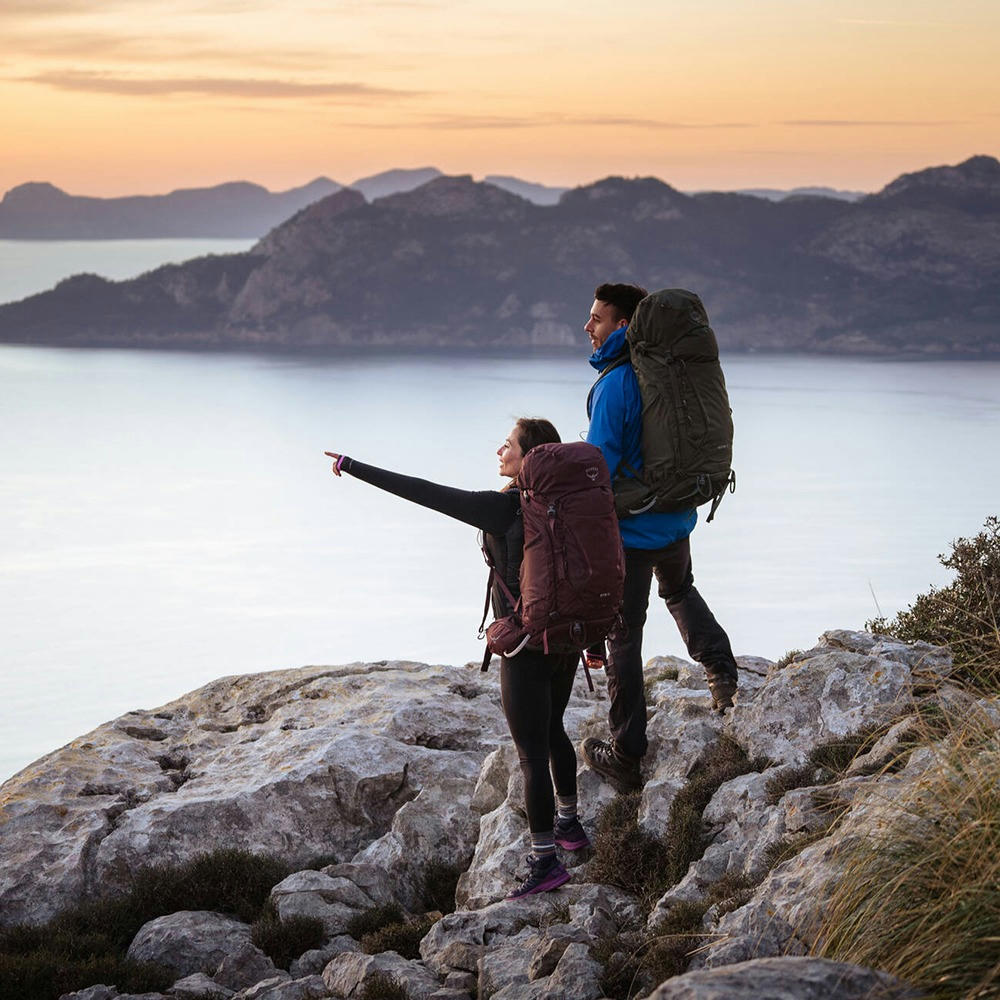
[580,737,642,792]
[554,816,591,851]
[707,673,738,713]
[505,853,571,899]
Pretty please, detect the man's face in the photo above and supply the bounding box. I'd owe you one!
[584,298,626,352]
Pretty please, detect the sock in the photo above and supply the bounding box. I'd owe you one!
[530,832,556,859]
[555,795,578,824]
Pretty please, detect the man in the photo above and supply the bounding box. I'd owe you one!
[581,282,739,791]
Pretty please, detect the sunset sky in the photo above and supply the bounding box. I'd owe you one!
[2,0,998,197]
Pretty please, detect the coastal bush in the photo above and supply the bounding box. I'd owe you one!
[345,902,406,940]
[867,515,1000,692]
[359,971,410,1000]
[593,901,707,1000]
[817,731,1000,999]
[0,848,296,1000]
[663,736,763,887]
[420,859,462,915]
[588,736,762,914]
[0,951,172,1000]
[587,790,670,911]
[251,905,326,969]
[359,915,436,960]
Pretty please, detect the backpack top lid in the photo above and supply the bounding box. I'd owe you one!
[629,288,719,361]
[518,441,611,495]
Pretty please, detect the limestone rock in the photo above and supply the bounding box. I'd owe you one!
[477,926,539,997]
[641,955,921,999]
[421,884,637,979]
[125,911,253,978]
[728,631,942,765]
[170,973,235,999]
[213,941,282,991]
[270,866,400,936]
[545,941,605,1000]
[58,988,120,1000]
[0,662,509,926]
[321,949,441,998]
[288,935,360,977]
[230,976,328,1000]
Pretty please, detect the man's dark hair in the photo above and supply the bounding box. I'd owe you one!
[514,417,561,454]
[594,283,649,324]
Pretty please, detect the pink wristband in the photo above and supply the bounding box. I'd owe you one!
[336,455,347,473]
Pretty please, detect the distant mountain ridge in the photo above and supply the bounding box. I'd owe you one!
[0,155,996,356]
[0,178,342,239]
[2,169,877,240]
[0,168,562,238]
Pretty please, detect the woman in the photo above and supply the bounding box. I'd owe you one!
[325,417,590,900]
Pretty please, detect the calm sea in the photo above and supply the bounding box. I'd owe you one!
[1,246,998,783]
[3,345,999,782]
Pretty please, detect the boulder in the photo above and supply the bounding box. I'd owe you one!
[170,973,235,999]
[270,866,400,936]
[641,955,921,999]
[229,976,328,1000]
[213,941,282,991]
[0,662,510,926]
[125,911,252,978]
[321,949,441,998]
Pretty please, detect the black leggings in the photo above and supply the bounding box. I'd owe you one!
[499,649,580,833]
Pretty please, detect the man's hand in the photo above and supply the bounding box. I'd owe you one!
[324,451,345,476]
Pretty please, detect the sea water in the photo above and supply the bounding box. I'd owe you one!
[2,344,998,782]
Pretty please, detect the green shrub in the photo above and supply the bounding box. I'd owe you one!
[0,951,172,1000]
[763,830,830,871]
[867,515,1000,692]
[359,971,410,1000]
[663,736,761,887]
[345,903,406,941]
[594,901,707,999]
[0,848,295,1000]
[359,915,435,960]
[774,649,804,669]
[588,736,762,915]
[643,665,680,698]
[807,727,882,778]
[818,736,1000,999]
[251,908,326,969]
[587,791,670,912]
[703,872,755,916]
[420,860,461,915]
[764,763,819,805]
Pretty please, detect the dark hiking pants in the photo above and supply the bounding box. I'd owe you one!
[607,535,738,760]
[500,649,579,833]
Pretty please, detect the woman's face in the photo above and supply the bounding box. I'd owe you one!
[497,426,525,479]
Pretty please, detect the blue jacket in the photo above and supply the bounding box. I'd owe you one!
[586,325,696,550]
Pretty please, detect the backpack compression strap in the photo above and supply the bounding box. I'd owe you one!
[478,546,520,672]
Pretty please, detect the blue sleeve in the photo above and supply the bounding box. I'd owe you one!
[586,369,639,479]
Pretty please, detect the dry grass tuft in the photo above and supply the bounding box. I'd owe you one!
[817,719,1000,999]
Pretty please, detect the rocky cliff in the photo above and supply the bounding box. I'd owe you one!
[0,157,997,356]
[3,628,985,999]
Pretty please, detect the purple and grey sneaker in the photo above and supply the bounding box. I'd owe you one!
[554,816,591,851]
[505,854,571,899]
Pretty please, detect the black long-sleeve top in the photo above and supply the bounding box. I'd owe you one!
[340,457,518,535]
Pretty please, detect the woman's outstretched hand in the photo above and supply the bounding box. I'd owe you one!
[324,451,345,476]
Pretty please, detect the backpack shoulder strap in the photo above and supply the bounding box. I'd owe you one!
[586,347,631,418]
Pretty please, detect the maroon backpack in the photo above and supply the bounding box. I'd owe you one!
[480,441,625,668]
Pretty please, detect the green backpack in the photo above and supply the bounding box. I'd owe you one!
[593,288,736,522]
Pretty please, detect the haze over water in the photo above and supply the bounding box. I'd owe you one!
[2,335,998,783]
